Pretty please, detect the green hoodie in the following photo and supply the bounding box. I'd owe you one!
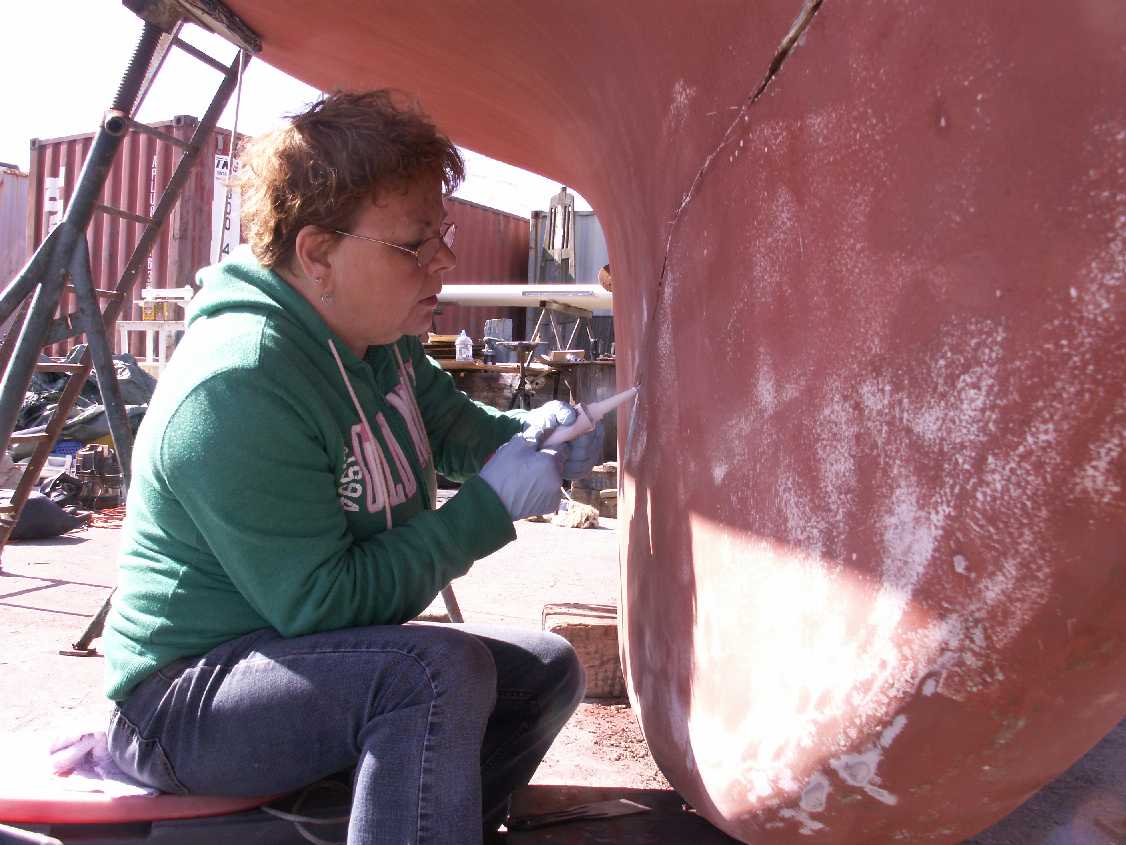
[103,247,523,701]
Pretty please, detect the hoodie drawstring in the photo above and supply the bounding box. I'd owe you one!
[391,347,434,513]
[328,339,395,530]
[328,340,437,528]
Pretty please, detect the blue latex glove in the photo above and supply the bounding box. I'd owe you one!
[521,401,605,479]
[479,433,563,521]
[559,421,605,480]
[520,400,578,445]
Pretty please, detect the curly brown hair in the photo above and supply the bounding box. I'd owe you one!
[236,90,465,268]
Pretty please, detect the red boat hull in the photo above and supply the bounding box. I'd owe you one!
[230,2,1126,840]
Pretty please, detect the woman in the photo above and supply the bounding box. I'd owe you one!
[103,90,600,845]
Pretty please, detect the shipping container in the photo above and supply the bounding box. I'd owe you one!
[27,117,241,356]
[27,123,531,356]
[431,196,529,341]
[0,166,29,294]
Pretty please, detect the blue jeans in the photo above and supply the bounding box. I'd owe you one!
[106,623,585,845]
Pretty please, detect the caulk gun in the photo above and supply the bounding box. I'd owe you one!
[540,386,640,449]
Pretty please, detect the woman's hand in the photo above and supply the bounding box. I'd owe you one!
[520,400,578,445]
[558,422,604,479]
[479,434,563,521]
[521,401,604,479]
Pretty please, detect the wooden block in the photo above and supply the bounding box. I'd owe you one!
[598,488,618,519]
[570,461,618,513]
[542,602,626,700]
[568,484,599,509]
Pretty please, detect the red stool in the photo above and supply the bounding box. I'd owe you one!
[0,789,276,826]
[0,779,305,845]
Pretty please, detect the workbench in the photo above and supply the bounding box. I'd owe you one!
[436,360,556,410]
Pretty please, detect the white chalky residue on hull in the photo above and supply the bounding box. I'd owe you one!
[628,73,1123,845]
[688,316,1031,826]
[711,457,730,485]
[712,239,1120,817]
[779,807,827,835]
[815,392,860,548]
[745,186,802,306]
[829,746,882,788]
[825,714,908,807]
[686,522,930,829]
[880,714,908,747]
[875,471,947,632]
[777,467,828,559]
[688,528,841,809]
[799,771,831,812]
[1074,407,1126,506]
[864,785,899,805]
[757,353,778,414]
[708,407,755,504]
[663,79,697,136]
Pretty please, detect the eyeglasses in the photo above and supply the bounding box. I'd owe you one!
[334,221,456,269]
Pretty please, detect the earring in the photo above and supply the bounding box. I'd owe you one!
[320,293,334,304]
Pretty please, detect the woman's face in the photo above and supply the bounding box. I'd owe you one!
[321,176,454,352]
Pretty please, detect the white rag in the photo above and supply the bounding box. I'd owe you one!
[0,729,158,798]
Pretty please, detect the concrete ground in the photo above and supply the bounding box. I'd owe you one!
[0,517,1121,843]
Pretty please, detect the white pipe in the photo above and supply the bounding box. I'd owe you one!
[437,283,612,311]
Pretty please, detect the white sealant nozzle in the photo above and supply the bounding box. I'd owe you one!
[541,385,640,449]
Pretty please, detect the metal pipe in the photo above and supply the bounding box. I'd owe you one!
[102,110,131,138]
[172,36,229,73]
[57,26,161,238]
[112,21,162,114]
[437,283,612,311]
[440,585,464,623]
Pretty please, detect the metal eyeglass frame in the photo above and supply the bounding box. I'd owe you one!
[333,221,456,269]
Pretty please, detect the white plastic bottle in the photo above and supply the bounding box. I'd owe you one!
[454,329,473,362]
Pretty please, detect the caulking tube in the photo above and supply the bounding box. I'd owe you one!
[541,386,640,449]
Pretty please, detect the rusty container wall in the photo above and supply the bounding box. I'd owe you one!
[432,196,529,340]
[0,167,29,295]
[27,118,239,357]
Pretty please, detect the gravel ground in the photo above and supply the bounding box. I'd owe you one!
[535,702,671,790]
